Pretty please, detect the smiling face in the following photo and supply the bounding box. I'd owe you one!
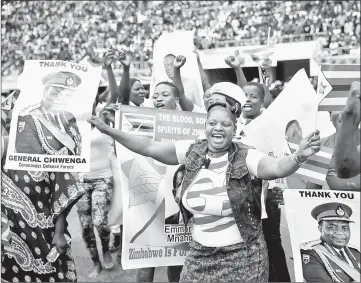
[242,85,264,119]
[130,81,145,106]
[205,107,236,153]
[285,121,303,144]
[319,220,351,249]
[42,86,71,113]
[152,83,179,110]
[203,91,229,111]
[163,55,175,80]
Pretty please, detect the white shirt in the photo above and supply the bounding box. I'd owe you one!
[174,140,266,247]
[83,128,113,179]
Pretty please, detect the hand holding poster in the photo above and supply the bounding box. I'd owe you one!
[244,69,319,159]
[4,60,102,172]
[115,105,206,269]
[284,190,360,282]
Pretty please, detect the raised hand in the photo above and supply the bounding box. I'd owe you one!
[174,55,186,69]
[103,49,116,67]
[118,50,131,67]
[225,50,245,68]
[297,130,321,161]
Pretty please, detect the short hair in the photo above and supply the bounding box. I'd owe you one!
[173,164,186,190]
[207,102,237,125]
[245,82,265,100]
[130,78,141,87]
[164,54,176,60]
[285,119,300,134]
[154,81,179,97]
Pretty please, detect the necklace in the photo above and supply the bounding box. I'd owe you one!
[207,149,228,158]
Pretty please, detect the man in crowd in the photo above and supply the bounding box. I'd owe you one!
[300,202,360,282]
[163,53,203,108]
[16,71,82,156]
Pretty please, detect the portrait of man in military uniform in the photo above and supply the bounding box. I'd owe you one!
[300,202,360,282]
[15,71,82,156]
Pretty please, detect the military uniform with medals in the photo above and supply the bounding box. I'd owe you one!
[15,72,82,156]
[300,203,361,282]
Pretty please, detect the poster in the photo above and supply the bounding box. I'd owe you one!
[284,190,360,282]
[244,69,319,159]
[145,31,204,109]
[4,60,102,172]
[115,105,207,269]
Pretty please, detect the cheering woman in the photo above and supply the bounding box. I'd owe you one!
[88,97,320,282]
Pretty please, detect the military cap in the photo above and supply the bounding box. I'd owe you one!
[41,72,81,91]
[311,202,354,223]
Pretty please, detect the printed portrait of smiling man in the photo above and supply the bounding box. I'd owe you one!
[300,202,360,282]
[15,71,83,156]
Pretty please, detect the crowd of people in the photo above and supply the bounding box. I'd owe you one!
[1,1,361,283]
[2,36,360,282]
[2,1,360,76]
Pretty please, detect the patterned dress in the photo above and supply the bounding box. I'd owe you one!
[1,167,85,283]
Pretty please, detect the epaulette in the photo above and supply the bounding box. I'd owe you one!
[347,244,360,252]
[18,104,41,117]
[300,239,322,250]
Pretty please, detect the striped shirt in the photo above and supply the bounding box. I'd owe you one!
[175,140,265,247]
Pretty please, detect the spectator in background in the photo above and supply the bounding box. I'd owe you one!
[3,1,359,77]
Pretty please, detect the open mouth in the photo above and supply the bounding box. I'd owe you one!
[212,134,224,142]
[156,103,165,109]
[243,104,252,111]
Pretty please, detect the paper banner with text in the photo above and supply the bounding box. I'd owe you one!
[145,31,204,109]
[4,60,102,172]
[115,105,207,269]
[284,190,360,282]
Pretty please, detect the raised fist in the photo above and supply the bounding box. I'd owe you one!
[174,55,186,69]
[225,50,245,68]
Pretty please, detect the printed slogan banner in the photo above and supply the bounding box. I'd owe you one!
[284,190,360,282]
[4,60,102,172]
[115,105,206,269]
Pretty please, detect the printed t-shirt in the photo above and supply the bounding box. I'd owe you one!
[174,140,266,247]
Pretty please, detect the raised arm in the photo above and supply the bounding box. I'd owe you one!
[117,51,131,105]
[173,55,195,112]
[194,50,212,92]
[224,50,248,88]
[257,130,321,180]
[88,116,179,165]
[102,49,118,105]
[335,82,360,178]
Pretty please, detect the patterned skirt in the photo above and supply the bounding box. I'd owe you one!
[180,234,268,282]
